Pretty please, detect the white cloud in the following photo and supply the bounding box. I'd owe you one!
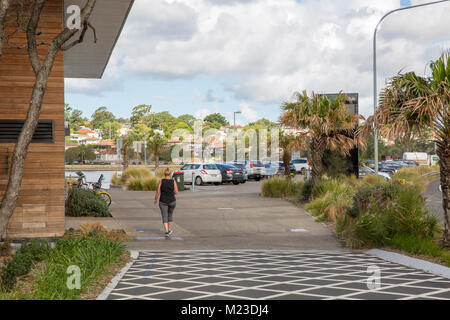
[238,103,259,123]
[71,0,450,118]
[65,57,123,96]
[195,108,212,119]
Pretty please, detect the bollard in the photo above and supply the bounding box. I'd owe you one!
[192,172,195,191]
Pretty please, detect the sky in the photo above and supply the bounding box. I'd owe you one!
[64,0,450,126]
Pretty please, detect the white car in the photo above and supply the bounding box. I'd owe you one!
[291,158,310,174]
[177,163,222,185]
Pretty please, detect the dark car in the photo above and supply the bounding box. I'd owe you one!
[225,162,248,182]
[216,164,245,185]
[277,162,295,176]
[284,162,296,175]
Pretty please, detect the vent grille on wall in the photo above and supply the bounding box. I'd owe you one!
[0,147,8,176]
[0,120,54,143]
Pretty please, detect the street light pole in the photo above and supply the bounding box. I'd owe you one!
[373,0,449,173]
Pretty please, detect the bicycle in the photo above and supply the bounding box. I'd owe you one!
[71,172,112,207]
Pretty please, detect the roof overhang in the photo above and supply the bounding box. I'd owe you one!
[64,0,134,79]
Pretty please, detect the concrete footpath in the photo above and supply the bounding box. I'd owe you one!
[106,181,342,251]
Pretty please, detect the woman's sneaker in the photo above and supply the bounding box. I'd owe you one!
[167,229,173,236]
[165,231,171,237]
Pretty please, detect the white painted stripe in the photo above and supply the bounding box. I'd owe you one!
[97,250,140,300]
[366,249,450,280]
[289,228,309,233]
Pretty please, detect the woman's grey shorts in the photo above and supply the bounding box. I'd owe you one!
[159,201,176,223]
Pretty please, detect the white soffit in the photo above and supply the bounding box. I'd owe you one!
[63,0,134,79]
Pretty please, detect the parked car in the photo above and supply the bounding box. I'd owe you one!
[225,162,248,182]
[264,162,284,177]
[290,158,310,175]
[359,166,391,180]
[228,160,265,181]
[175,163,222,186]
[216,164,245,185]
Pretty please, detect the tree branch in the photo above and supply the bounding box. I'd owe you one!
[0,0,12,58]
[26,0,46,74]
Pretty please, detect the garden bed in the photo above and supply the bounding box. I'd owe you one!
[0,224,129,300]
[262,166,449,267]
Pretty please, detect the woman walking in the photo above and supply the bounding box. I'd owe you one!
[154,168,179,237]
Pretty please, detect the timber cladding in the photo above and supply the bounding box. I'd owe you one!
[0,0,64,239]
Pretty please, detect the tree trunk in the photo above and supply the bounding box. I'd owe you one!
[437,137,450,246]
[310,137,325,189]
[155,153,159,173]
[283,150,292,177]
[0,68,51,238]
[123,148,129,170]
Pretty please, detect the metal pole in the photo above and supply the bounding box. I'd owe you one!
[373,0,449,173]
[234,112,236,161]
[144,140,147,166]
[233,111,241,161]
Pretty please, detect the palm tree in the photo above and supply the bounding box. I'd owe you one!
[147,132,167,172]
[361,53,450,246]
[120,135,133,170]
[280,91,363,188]
[279,133,303,177]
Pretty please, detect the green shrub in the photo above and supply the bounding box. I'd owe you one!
[360,174,388,187]
[33,234,125,300]
[390,234,442,258]
[126,176,144,191]
[114,168,160,191]
[0,240,11,257]
[306,176,356,222]
[261,176,304,199]
[301,178,313,201]
[143,176,159,191]
[339,181,438,248]
[19,240,51,261]
[111,172,122,186]
[65,188,111,217]
[0,240,51,292]
[121,167,151,183]
[392,165,440,191]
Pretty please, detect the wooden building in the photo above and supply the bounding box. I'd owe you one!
[0,0,133,239]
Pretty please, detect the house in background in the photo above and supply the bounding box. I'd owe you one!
[0,0,134,239]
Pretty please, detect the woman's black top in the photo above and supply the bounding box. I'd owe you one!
[159,179,176,204]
